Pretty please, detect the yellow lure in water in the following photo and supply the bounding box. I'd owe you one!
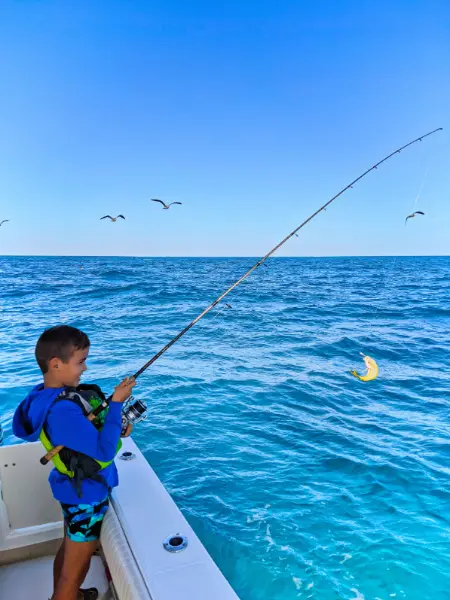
[350,353,379,382]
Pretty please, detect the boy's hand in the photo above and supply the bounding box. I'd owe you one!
[112,376,136,403]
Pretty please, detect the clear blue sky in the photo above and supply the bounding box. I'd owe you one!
[0,0,449,257]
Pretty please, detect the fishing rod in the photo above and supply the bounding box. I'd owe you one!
[40,127,442,466]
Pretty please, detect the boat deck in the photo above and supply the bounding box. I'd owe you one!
[0,439,240,600]
[0,554,111,600]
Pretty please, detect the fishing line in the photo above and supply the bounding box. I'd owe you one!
[40,127,442,465]
[413,166,429,207]
[411,137,440,209]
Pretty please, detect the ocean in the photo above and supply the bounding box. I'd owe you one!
[1,255,450,600]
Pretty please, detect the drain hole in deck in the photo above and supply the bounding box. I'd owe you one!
[170,536,183,547]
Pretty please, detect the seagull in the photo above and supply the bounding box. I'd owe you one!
[100,215,125,222]
[0,220,10,226]
[151,199,182,210]
[405,211,425,225]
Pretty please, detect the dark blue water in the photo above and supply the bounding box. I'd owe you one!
[1,256,450,600]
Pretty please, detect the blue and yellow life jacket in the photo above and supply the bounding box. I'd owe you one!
[39,384,122,497]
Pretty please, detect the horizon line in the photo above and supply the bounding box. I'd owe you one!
[1,254,449,259]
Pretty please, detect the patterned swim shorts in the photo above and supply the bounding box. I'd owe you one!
[60,497,109,543]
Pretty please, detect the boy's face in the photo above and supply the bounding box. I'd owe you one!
[49,346,89,387]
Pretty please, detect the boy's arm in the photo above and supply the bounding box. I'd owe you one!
[46,400,123,462]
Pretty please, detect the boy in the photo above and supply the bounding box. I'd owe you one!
[13,325,135,600]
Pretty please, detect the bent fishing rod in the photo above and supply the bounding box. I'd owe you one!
[40,127,442,466]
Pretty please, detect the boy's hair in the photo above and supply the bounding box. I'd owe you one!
[35,325,90,374]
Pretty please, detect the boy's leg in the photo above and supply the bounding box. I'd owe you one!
[54,497,109,599]
[53,523,67,589]
[51,537,98,600]
[53,537,65,590]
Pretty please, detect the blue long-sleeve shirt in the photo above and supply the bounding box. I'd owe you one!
[46,399,122,503]
[13,383,122,504]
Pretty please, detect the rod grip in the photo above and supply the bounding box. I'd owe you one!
[40,445,64,465]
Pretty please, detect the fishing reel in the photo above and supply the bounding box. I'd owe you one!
[120,396,148,435]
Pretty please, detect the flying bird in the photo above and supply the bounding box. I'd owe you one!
[151,199,182,210]
[405,211,424,225]
[100,215,125,222]
[0,220,10,226]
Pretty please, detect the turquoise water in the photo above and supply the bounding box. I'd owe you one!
[1,256,450,600]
